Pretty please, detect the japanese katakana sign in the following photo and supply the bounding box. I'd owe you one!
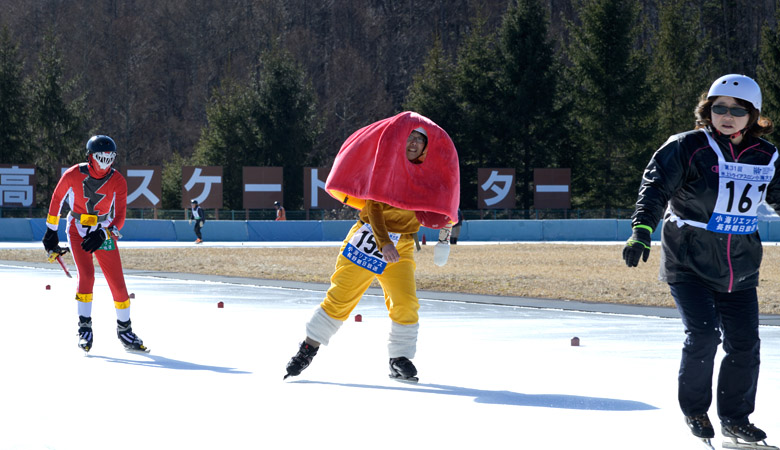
[243,167,283,208]
[304,167,342,210]
[122,166,162,208]
[182,166,223,208]
[478,168,516,209]
[534,168,571,209]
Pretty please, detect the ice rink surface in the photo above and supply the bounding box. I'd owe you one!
[2,242,780,450]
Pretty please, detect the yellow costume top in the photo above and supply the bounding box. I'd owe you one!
[359,200,420,249]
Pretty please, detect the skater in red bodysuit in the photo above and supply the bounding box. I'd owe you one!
[42,135,148,353]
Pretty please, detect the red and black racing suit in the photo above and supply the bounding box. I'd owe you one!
[45,163,130,309]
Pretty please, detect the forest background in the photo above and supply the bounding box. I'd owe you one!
[3,0,780,214]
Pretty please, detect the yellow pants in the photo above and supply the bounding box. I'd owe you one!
[321,222,419,325]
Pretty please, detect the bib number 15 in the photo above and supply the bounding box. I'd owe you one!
[353,228,383,258]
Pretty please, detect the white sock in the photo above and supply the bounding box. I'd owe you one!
[116,307,130,323]
[77,301,92,317]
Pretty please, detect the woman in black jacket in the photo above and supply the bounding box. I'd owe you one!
[624,74,779,448]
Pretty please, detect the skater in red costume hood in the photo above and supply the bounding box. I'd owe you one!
[284,112,459,382]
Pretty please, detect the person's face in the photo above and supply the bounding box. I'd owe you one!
[406,131,426,161]
[711,96,750,136]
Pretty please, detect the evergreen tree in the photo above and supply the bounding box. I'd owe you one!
[564,0,655,211]
[403,36,461,139]
[758,4,780,129]
[161,152,189,210]
[0,26,29,164]
[194,79,256,211]
[195,48,320,210]
[650,0,711,144]
[27,31,90,206]
[495,0,562,211]
[403,36,467,203]
[452,14,502,209]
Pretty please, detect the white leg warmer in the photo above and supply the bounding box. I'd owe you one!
[388,321,419,359]
[305,306,343,346]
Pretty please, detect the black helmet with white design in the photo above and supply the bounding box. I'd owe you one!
[86,135,117,155]
[85,135,117,178]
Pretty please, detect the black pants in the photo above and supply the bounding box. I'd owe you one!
[194,220,203,239]
[670,281,760,426]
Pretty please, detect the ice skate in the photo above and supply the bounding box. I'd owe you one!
[77,316,93,353]
[388,357,418,383]
[117,319,149,353]
[284,341,318,380]
[685,414,715,448]
[722,424,778,450]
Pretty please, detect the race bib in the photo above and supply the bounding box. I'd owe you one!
[342,223,401,274]
[703,132,776,234]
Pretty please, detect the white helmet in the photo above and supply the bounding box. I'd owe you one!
[707,74,762,112]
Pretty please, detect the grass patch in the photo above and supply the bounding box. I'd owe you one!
[4,243,780,315]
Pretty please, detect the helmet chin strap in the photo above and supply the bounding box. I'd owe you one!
[714,127,745,140]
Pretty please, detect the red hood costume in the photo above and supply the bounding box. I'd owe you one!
[325,111,460,228]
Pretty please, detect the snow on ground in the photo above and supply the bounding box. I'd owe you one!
[1,250,780,450]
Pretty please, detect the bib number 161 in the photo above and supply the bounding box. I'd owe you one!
[724,181,766,213]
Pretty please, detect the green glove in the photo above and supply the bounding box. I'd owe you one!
[623,225,652,267]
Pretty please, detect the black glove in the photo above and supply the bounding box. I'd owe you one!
[42,228,69,259]
[81,226,108,253]
[622,225,652,267]
[42,228,60,253]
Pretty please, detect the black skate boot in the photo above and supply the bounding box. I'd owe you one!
[117,319,149,353]
[722,423,768,443]
[686,414,715,439]
[389,357,418,383]
[284,341,319,380]
[77,316,93,352]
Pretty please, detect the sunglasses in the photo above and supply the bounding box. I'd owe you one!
[712,104,749,117]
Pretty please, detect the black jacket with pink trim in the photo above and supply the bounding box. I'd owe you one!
[631,128,780,292]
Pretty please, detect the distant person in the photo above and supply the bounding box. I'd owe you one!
[274,201,286,221]
[283,112,459,383]
[623,74,780,448]
[451,208,463,244]
[41,135,148,353]
[189,199,205,243]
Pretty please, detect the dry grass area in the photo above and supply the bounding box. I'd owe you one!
[4,244,780,315]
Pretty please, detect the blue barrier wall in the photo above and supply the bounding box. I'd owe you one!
[3,218,779,242]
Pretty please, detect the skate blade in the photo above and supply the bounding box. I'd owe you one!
[78,341,91,354]
[698,437,714,449]
[124,345,150,354]
[723,438,779,450]
[389,374,419,384]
